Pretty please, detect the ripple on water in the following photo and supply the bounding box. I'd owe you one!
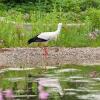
[56,68,80,73]
[68,79,95,83]
[68,76,84,79]
[0,68,35,73]
[40,66,57,69]
[92,78,100,81]
[64,88,100,93]
[77,93,100,100]
[65,92,77,95]
[5,77,25,82]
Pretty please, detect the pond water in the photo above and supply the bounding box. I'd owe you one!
[0,65,100,100]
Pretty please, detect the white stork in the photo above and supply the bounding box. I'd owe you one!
[28,23,62,69]
[28,23,62,43]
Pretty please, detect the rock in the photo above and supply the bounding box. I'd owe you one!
[88,29,100,40]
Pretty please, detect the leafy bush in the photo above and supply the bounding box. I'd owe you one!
[0,3,7,10]
[85,8,100,30]
[0,0,100,12]
[80,0,100,11]
[0,0,35,3]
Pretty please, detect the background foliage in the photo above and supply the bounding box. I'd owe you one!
[0,0,100,12]
[0,0,100,47]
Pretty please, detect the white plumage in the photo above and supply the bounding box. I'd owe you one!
[38,23,62,40]
[28,23,62,44]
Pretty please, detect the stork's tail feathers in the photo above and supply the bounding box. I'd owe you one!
[28,38,34,44]
[28,35,38,44]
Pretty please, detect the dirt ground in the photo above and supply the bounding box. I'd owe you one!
[0,47,100,68]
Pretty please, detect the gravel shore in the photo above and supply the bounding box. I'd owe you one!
[0,47,100,68]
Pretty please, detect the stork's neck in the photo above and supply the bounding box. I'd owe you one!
[56,25,62,34]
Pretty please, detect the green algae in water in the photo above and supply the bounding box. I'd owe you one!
[0,65,100,100]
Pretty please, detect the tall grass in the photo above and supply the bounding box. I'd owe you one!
[0,8,100,48]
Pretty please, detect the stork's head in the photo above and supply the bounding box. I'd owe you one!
[58,23,62,27]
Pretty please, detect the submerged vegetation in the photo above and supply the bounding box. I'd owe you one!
[0,0,100,48]
[0,64,100,99]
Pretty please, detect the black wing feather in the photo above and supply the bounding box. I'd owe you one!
[28,35,47,44]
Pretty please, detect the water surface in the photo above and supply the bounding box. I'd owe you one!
[0,65,100,100]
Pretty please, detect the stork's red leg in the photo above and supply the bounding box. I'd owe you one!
[42,47,48,71]
[43,47,48,58]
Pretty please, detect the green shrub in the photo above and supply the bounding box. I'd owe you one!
[0,0,100,13]
[0,3,7,10]
[85,8,100,30]
[80,0,100,11]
